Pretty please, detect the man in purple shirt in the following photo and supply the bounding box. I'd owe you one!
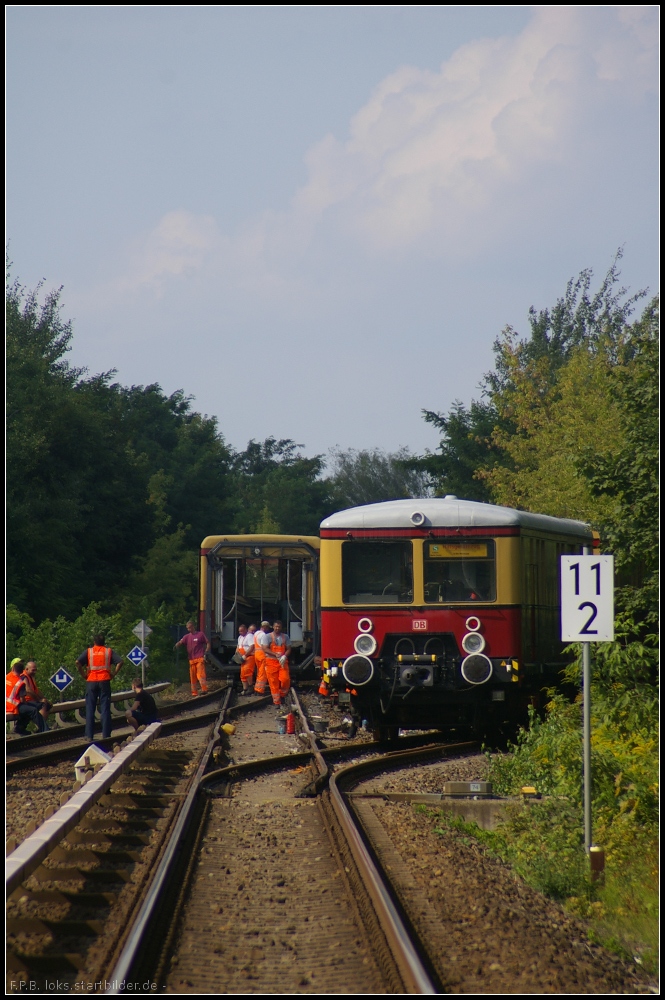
[174,620,211,697]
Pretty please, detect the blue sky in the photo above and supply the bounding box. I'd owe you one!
[7,6,658,460]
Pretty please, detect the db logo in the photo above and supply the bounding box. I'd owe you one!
[412,620,428,631]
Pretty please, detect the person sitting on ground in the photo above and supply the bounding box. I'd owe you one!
[6,658,48,735]
[22,661,52,731]
[6,658,26,734]
[125,678,158,732]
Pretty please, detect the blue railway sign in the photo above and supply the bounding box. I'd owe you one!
[50,667,74,693]
[127,645,148,667]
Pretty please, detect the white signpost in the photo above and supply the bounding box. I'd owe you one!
[561,551,614,857]
[131,620,152,685]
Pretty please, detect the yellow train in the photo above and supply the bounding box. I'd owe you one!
[199,534,320,670]
[318,497,596,738]
[199,498,596,736]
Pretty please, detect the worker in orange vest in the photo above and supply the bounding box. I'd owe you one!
[6,658,25,732]
[236,624,256,695]
[253,621,271,695]
[22,661,52,728]
[75,633,124,741]
[264,620,291,708]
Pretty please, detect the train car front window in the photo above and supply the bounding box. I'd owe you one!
[424,540,496,603]
[342,541,413,604]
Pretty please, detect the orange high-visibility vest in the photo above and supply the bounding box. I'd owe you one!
[6,672,23,714]
[269,635,289,660]
[87,646,113,682]
[22,674,42,702]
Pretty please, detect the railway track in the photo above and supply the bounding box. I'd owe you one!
[6,686,228,774]
[7,685,465,995]
[7,686,649,995]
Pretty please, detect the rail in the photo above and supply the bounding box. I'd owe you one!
[6,723,161,895]
[105,686,234,993]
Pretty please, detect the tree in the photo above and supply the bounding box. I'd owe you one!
[412,253,649,508]
[326,446,431,508]
[407,403,500,502]
[6,273,237,621]
[230,437,331,535]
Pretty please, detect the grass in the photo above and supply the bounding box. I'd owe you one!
[424,800,658,975]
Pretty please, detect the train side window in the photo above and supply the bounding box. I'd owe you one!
[342,541,413,604]
[423,540,496,603]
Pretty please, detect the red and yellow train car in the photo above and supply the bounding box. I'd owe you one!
[319,497,595,737]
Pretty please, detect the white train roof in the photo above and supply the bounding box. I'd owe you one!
[321,496,592,538]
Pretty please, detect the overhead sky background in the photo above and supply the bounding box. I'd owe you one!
[7,6,658,459]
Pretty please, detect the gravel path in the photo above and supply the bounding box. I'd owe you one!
[163,701,390,994]
[355,755,653,994]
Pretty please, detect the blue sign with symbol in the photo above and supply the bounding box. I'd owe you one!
[50,667,74,693]
[127,645,148,667]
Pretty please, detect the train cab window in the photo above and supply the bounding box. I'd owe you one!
[342,541,413,604]
[423,541,495,603]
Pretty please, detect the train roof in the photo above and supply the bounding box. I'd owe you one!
[320,497,592,539]
[201,533,320,550]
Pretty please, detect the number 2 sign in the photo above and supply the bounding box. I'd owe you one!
[560,555,614,642]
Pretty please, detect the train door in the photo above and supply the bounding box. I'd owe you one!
[202,537,319,665]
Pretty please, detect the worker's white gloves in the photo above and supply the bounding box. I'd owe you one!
[279,656,287,666]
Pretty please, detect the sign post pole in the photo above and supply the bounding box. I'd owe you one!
[581,548,592,853]
[561,550,614,860]
[132,620,153,686]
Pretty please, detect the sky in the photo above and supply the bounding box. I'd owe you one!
[6,5,659,462]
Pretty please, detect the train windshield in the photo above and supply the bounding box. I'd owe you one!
[342,541,413,604]
[424,540,496,603]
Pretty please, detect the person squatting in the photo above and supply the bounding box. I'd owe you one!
[125,677,158,731]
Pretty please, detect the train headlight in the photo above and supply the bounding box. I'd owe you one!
[465,616,482,632]
[461,653,493,685]
[342,655,374,687]
[357,617,374,633]
[462,631,486,654]
[354,633,377,656]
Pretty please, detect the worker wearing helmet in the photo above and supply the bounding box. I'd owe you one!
[264,621,291,707]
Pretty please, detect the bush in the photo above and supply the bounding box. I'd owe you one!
[6,601,185,701]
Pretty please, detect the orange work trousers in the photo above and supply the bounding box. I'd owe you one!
[189,657,208,695]
[265,656,290,706]
[240,652,255,686]
[254,650,267,694]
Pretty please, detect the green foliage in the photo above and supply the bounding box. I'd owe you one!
[413,251,652,519]
[407,401,500,501]
[434,800,591,900]
[230,437,331,535]
[578,299,659,628]
[326,446,431,508]
[6,601,181,701]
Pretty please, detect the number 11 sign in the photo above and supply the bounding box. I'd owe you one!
[560,555,614,642]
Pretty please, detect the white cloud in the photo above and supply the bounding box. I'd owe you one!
[117,6,657,297]
[290,5,657,251]
[119,209,220,294]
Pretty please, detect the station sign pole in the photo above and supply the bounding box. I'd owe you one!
[561,550,614,855]
[132,619,153,686]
